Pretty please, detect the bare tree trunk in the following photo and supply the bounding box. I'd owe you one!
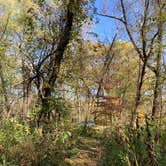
[22,58,32,118]
[152,72,162,119]
[131,59,147,127]
[22,58,28,117]
[152,3,164,119]
[0,56,10,113]
[22,58,29,118]
[76,89,81,123]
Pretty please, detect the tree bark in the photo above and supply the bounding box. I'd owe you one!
[22,58,32,118]
[0,56,10,113]
[151,3,164,119]
[131,59,147,127]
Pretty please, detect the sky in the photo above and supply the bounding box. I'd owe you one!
[92,0,166,61]
[90,0,118,42]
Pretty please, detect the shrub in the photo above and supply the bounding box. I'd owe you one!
[99,124,166,166]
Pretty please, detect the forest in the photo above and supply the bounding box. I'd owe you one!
[0,0,165,165]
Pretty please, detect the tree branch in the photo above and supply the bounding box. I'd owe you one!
[120,0,143,60]
[95,13,126,24]
[140,0,150,58]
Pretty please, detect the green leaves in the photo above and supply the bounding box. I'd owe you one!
[59,131,71,144]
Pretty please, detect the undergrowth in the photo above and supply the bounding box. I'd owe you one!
[99,122,166,166]
[0,118,79,166]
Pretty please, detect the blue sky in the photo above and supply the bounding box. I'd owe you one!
[91,0,117,42]
[91,0,166,63]
[89,0,166,62]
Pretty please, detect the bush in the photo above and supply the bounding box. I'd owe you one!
[99,125,166,166]
[0,118,77,166]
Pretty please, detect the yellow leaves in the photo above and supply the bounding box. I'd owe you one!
[48,0,62,9]
[23,0,39,13]
[0,0,21,32]
[137,109,145,121]
[113,98,120,105]
[0,0,19,14]
[109,91,116,98]
[14,123,22,129]
[14,123,30,136]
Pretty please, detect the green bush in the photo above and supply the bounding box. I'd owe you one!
[99,125,166,166]
[0,118,76,166]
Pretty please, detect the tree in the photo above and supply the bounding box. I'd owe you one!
[96,0,166,127]
[0,0,21,116]
[17,0,92,124]
[151,0,165,119]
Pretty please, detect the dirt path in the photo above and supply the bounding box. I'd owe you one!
[65,137,102,166]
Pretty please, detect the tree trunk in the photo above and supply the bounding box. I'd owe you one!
[0,56,10,113]
[152,72,162,119]
[22,58,32,118]
[131,59,147,127]
[152,4,163,119]
[37,0,74,124]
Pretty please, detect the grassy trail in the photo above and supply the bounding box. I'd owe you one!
[65,136,103,166]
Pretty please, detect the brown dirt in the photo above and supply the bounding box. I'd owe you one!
[64,137,102,166]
